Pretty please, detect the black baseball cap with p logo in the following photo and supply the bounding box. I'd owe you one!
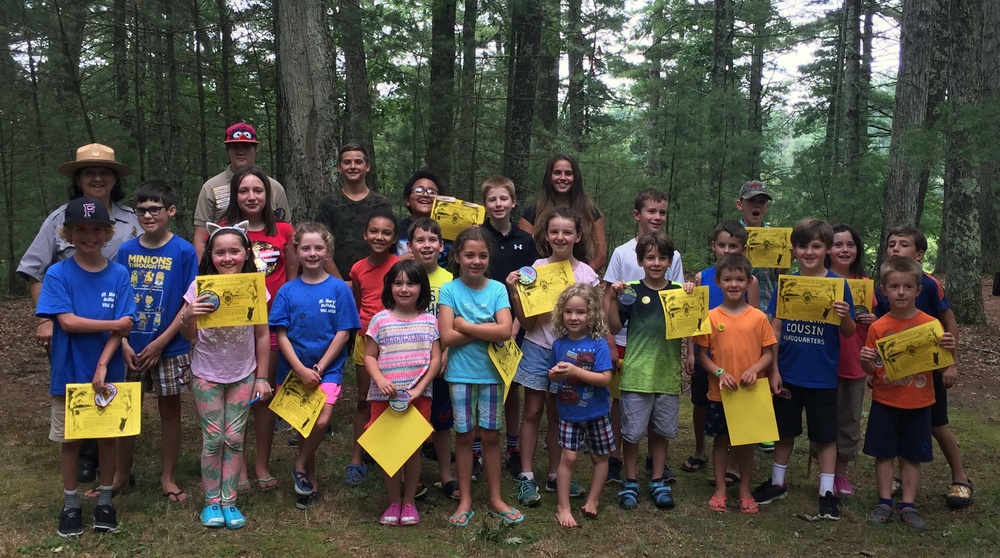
[64,197,114,226]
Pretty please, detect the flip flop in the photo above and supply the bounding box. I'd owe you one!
[709,472,740,487]
[945,480,974,509]
[490,507,524,525]
[162,490,187,503]
[237,480,252,495]
[435,480,461,500]
[449,510,475,527]
[256,476,279,491]
[680,456,708,473]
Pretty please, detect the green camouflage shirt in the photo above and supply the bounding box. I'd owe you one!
[314,188,394,276]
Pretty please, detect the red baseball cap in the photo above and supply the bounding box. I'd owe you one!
[224,123,259,145]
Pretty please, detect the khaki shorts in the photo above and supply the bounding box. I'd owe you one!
[49,395,67,443]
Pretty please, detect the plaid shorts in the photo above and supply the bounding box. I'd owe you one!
[449,383,502,434]
[126,353,191,397]
[558,414,616,454]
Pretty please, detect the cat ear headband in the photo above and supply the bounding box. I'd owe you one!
[206,221,250,245]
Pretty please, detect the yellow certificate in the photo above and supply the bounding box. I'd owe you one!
[660,286,712,339]
[64,382,142,439]
[745,227,792,268]
[430,196,487,240]
[489,340,523,403]
[195,272,268,329]
[846,278,875,316]
[720,381,779,446]
[876,320,954,381]
[515,260,576,317]
[358,405,433,477]
[775,275,845,325]
[268,374,326,438]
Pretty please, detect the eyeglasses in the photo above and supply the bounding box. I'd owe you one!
[412,186,438,197]
[136,206,165,216]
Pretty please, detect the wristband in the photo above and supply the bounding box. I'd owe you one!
[254,377,269,383]
[311,364,322,373]
[714,368,724,378]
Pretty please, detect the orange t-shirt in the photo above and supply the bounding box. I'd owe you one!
[865,311,938,409]
[693,305,777,402]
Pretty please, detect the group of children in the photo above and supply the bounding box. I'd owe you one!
[38,153,970,537]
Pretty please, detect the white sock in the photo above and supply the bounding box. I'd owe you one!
[520,471,535,481]
[819,473,835,496]
[771,462,788,486]
[547,473,557,482]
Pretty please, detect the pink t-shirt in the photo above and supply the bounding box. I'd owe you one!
[184,279,270,384]
[365,309,439,401]
[524,258,600,349]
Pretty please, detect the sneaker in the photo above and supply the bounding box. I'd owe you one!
[662,466,677,484]
[293,469,314,496]
[200,504,225,527]
[295,492,319,510]
[818,491,841,520]
[221,505,246,529]
[93,504,118,533]
[751,479,787,505]
[899,507,928,531]
[618,481,640,510]
[758,441,775,453]
[648,480,675,509]
[516,477,542,507]
[545,476,586,497]
[834,475,855,497]
[344,463,367,485]
[867,503,893,525]
[506,447,522,478]
[57,507,84,537]
[471,453,483,482]
[606,456,623,484]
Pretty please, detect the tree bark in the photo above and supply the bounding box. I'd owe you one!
[456,0,480,199]
[980,0,1000,274]
[340,0,378,189]
[426,0,457,187]
[708,0,735,222]
[52,0,94,142]
[217,0,233,124]
[192,0,210,183]
[566,0,585,151]
[502,0,541,209]
[746,6,766,181]
[276,0,340,218]
[535,0,560,155]
[919,0,950,229]
[843,0,862,200]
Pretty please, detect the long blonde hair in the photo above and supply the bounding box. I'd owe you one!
[551,283,609,339]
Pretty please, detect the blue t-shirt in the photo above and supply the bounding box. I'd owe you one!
[439,278,510,384]
[116,235,197,357]
[700,266,725,310]
[766,270,855,389]
[874,272,950,320]
[37,258,137,395]
[549,336,612,422]
[269,276,360,385]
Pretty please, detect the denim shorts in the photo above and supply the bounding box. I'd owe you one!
[512,340,556,393]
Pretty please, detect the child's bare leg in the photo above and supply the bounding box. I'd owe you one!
[711,435,729,500]
[452,430,474,516]
[384,470,402,504]
[583,453,609,516]
[623,440,639,480]
[556,447,578,527]
[61,441,83,491]
[518,389,545,475]
[158,394,184,496]
[297,405,333,486]
[402,451,422,506]
[899,458,921,504]
[545,394,561,476]
[874,458,895,500]
[932,425,969,483]
[735,445,754,502]
[772,438,794,468]
[649,432,667,479]
[482,429,515,512]
[433,430,454,488]
[816,442,836,475]
[351,365,370,466]
[114,436,136,490]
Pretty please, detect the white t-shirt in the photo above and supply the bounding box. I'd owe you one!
[604,238,684,347]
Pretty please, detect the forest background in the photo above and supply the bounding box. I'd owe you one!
[0,0,996,324]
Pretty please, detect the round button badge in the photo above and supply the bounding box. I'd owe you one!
[616,285,638,306]
[201,290,221,311]
[389,389,411,412]
[518,266,538,285]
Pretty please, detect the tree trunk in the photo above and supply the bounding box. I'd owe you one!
[165,0,182,201]
[535,0,560,155]
[132,1,146,179]
[275,0,340,218]
[426,0,457,187]
[843,0,862,200]
[708,0,735,222]
[52,0,94,142]
[456,0,480,199]
[217,0,233,124]
[919,0,950,229]
[860,0,874,153]
[340,0,378,190]
[746,10,766,181]
[879,0,935,266]
[502,0,541,210]
[566,0,585,151]
[942,0,985,324]
[193,0,209,183]
[980,0,1000,274]
[112,0,129,131]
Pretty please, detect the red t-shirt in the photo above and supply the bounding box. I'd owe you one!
[247,222,295,308]
[350,255,400,332]
[865,311,938,409]
[839,275,875,380]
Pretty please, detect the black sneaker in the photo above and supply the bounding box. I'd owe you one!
[751,479,787,505]
[93,503,118,533]
[295,492,319,510]
[818,491,841,520]
[471,453,483,482]
[606,456,623,484]
[506,448,522,478]
[57,507,84,537]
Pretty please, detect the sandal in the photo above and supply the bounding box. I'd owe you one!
[434,480,461,500]
[292,469,313,496]
[709,495,727,513]
[255,477,278,492]
[400,503,420,525]
[162,490,188,503]
[710,472,740,488]
[680,456,708,473]
[739,497,759,514]
[380,502,401,526]
[945,480,974,509]
[489,507,524,525]
[618,481,640,510]
[648,480,675,509]
[344,464,367,485]
[237,480,252,495]
[449,510,475,527]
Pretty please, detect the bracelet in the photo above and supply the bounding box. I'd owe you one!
[254,377,270,383]
[715,368,725,378]
[179,314,189,327]
[311,364,322,372]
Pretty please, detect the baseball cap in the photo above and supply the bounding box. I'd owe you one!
[224,123,259,145]
[738,180,772,201]
[64,197,114,226]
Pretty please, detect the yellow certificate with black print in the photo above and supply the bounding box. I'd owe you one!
[515,260,576,317]
[430,196,487,240]
[721,380,779,446]
[659,286,712,339]
[775,275,845,325]
[269,374,326,438]
[195,272,268,328]
[489,340,523,403]
[64,382,142,439]
[876,320,954,381]
[846,278,875,316]
[359,406,433,477]
[745,227,792,268]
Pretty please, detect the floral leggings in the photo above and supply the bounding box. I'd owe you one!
[193,374,253,505]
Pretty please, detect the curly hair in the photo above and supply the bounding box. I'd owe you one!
[550,283,609,339]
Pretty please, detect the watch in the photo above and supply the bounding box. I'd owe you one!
[715,368,724,378]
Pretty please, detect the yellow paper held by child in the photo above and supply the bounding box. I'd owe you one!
[515,260,575,317]
[359,406,433,477]
[720,380,779,447]
[269,374,326,439]
[745,227,792,268]
[64,382,142,439]
[430,196,486,240]
[775,275,845,326]
[876,320,954,381]
[195,272,268,328]
[489,340,522,403]
[660,286,712,339]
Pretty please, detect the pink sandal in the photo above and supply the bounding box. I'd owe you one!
[399,503,420,525]
[380,502,401,525]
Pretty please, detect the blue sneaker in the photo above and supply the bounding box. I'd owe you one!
[293,469,314,495]
[618,481,640,510]
[648,480,675,509]
[516,477,541,507]
[200,504,225,528]
[222,505,245,529]
[344,463,367,485]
